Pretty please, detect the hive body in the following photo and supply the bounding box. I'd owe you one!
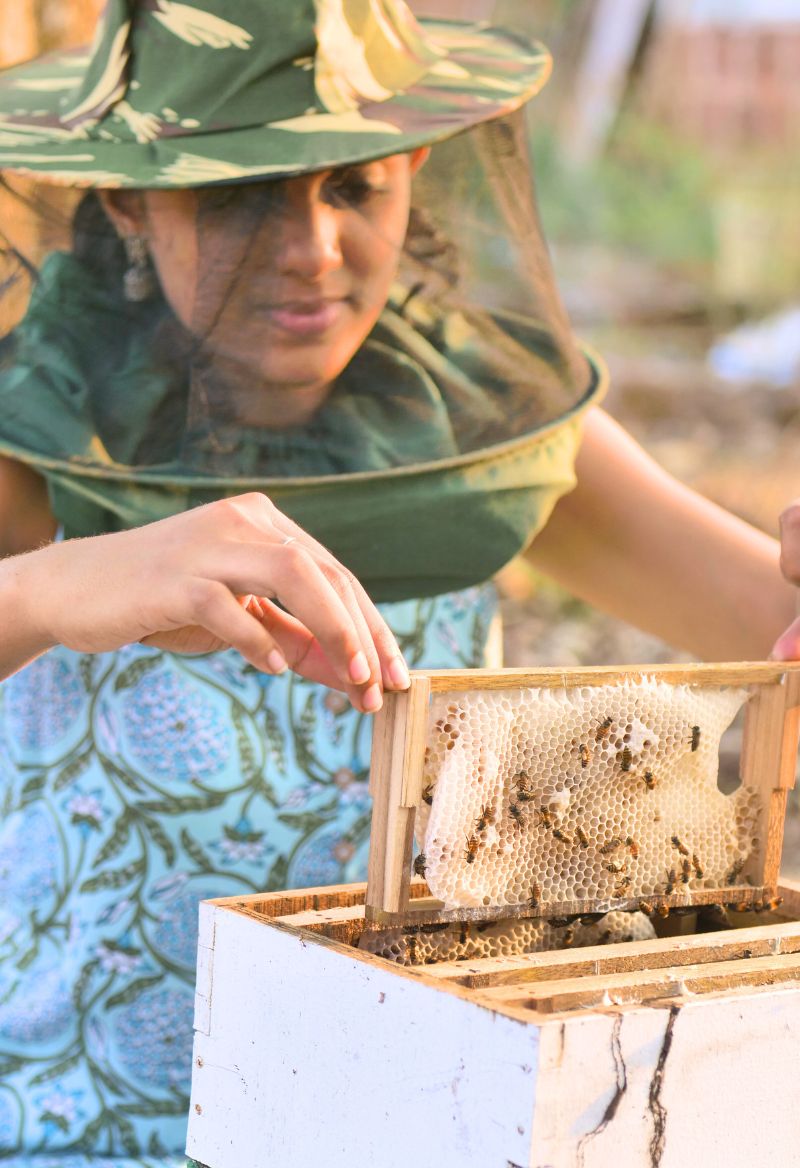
[187,881,800,1168]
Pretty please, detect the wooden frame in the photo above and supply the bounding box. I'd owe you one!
[364,662,800,926]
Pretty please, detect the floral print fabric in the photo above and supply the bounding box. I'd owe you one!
[0,584,497,1166]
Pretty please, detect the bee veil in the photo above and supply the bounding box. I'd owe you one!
[0,0,604,601]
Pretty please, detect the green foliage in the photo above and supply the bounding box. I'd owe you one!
[532,115,716,268]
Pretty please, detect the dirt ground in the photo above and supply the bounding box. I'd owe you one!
[498,258,800,877]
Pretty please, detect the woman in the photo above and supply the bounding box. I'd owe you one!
[0,2,795,1164]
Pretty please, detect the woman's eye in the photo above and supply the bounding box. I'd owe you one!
[325,172,384,206]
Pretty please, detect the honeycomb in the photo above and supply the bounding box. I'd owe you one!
[359,909,656,966]
[415,680,758,911]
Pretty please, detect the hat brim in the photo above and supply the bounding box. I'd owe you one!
[0,21,550,188]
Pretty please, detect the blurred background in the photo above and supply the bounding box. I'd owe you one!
[3,0,800,859]
[407,0,800,672]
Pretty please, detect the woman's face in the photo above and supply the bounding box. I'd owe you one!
[102,150,427,415]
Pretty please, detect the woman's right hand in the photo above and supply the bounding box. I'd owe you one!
[0,493,410,712]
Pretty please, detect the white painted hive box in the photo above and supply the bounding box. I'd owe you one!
[187,879,800,1168]
[187,663,800,1167]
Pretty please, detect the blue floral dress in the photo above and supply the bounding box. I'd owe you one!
[0,584,497,1167]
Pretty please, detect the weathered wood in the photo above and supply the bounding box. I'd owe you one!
[423,661,800,693]
[365,676,430,918]
[361,883,769,930]
[477,951,800,1013]
[740,671,800,885]
[422,918,800,987]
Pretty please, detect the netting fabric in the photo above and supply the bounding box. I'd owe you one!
[0,97,602,598]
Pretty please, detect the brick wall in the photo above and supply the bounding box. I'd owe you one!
[639,22,800,153]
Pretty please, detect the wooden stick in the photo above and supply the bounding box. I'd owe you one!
[475,951,800,1013]
[740,671,800,886]
[365,676,431,919]
[419,661,800,694]
[361,885,769,930]
[421,920,800,987]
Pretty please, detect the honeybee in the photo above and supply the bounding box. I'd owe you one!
[575,826,590,850]
[618,747,633,773]
[562,926,576,947]
[603,858,626,874]
[598,836,623,855]
[639,899,655,915]
[756,896,784,913]
[655,903,670,919]
[421,783,434,806]
[459,922,471,944]
[509,802,525,829]
[689,725,701,752]
[626,836,639,858]
[528,881,541,909]
[552,828,573,845]
[514,778,536,804]
[578,743,592,769]
[692,853,704,879]
[536,805,555,828]
[594,716,613,743]
[681,858,692,884]
[475,802,495,832]
[579,913,603,926]
[726,857,745,885]
[733,900,751,913]
[464,833,480,864]
[613,876,632,897]
[413,852,427,877]
[406,934,419,964]
[671,834,690,856]
[642,770,656,790]
[665,867,678,895]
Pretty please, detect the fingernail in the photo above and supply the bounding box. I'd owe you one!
[349,650,370,685]
[267,649,288,674]
[362,684,383,713]
[387,656,411,690]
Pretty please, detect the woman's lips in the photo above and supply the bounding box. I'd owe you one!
[265,299,346,336]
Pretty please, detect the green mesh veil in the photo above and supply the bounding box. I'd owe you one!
[0,98,604,600]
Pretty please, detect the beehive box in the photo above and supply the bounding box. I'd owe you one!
[187,662,800,1168]
[187,878,800,1168]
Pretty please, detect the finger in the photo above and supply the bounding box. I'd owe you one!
[180,578,291,676]
[253,600,381,708]
[268,517,410,691]
[769,616,800,661]
[230,496,406,686]
[779,500,800,583]
[196,544,384,711]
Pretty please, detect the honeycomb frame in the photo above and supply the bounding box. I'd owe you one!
[365,663,800,928]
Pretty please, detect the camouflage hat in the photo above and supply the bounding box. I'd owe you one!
[0,0,550,188]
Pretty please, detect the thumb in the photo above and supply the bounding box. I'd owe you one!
[770,616,800,661]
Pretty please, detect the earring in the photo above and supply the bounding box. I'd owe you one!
[123,234,157,302]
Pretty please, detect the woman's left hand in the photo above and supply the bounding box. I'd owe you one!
[770,499,800,660]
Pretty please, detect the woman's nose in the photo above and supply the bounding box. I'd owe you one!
[276,200,344,281]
